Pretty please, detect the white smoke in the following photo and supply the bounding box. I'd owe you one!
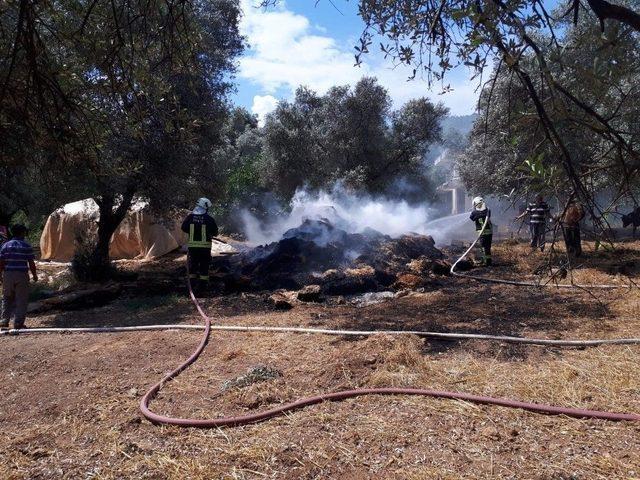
[240,184,476,246]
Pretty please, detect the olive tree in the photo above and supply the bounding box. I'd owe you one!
[458,8,640,211]
[1,0,243,273]
[260,77,447,199]
[336,0,640,224]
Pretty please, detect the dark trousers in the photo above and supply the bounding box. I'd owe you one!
[478,234,492,266]
[188,247,211,286]
[529,223,546,250]
[563,226,582,258]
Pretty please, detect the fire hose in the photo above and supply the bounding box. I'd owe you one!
[2,324,640,346]
[450,212,631,289]
[138,269,640,427]
[3,236,638,425]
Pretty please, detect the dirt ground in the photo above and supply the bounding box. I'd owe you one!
[1,241,639,479]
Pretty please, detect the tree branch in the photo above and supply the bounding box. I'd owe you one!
[584,0,640,32]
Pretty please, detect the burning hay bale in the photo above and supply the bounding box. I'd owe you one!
[392,273,428,290]
[320,265,379,295]
[297,284,322,302]
[268,291,297,310]
[215,218,445,296]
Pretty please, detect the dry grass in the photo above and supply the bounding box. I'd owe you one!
[1,242,640,478]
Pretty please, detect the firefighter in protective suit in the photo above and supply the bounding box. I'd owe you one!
[181,198,218,294]
[469,196,493,266]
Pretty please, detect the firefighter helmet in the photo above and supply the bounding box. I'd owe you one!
[473,196,487,211]
[196,197,212,210]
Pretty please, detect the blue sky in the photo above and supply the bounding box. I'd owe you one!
[233,0,481,124]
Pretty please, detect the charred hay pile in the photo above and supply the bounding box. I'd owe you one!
[212,218,449,296]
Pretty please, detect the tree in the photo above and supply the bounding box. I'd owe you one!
[345,0,640,225]
[260,77,447,199]
[206,107,267,226]
[1,0,243,274]
[457,8,640,207]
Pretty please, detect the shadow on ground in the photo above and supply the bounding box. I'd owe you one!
[326,282,612,360]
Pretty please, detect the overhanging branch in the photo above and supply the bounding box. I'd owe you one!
[584,0,640,32]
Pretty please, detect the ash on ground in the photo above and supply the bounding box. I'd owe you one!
[211,218,449,296]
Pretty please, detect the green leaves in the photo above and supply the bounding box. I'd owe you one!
[517,154,559,192]
[260,77,446,198]
[1,0,244,221]
[450,8,468,21]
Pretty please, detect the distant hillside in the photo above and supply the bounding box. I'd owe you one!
[424,114,478,166]
[440,114,477,136]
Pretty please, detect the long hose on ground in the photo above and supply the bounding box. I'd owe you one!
[138,270,640,427]
[4,231,638,425]
[3,324,640,347]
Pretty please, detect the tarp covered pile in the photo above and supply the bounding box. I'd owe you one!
[40,199,188,261]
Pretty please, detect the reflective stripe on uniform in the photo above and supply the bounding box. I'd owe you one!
[188,223,211,248]
[476,217,492,235]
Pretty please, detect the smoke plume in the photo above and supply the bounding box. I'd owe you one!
[240,184,475,246]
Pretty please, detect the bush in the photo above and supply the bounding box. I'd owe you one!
[71,242,115,282]
[9,210,45,246]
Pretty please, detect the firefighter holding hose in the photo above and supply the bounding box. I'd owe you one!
[470,196,493,266]
[181,198,218,295]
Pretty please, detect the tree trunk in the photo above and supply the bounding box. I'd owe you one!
[89,191,135,276]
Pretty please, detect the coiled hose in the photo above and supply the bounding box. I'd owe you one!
[138,273,640,427]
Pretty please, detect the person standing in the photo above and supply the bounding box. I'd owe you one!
[0,224,38,330]
[560,203,585,258]
[516,195,551,251]
[622,206,640,238]
[470,196,493,266]
[181,198,218,294]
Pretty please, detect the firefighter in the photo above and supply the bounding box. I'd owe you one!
[470,196,493,266]
[181,198,218,294]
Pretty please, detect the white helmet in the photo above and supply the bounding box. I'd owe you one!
[196,197,212,210]
[473,196,487,211]
[194,197,212,214]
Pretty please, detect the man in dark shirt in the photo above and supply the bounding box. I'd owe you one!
[470,196,493,266]
[0,224,38,329]
[516,194,551,251]
[181,198,218,294]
